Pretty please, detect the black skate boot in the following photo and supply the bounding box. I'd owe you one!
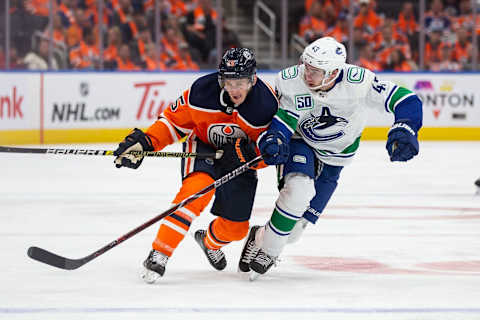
[141,249,169,284]
[475,177,480,188]
[249,249,277,280]
[194,230,227,270]
[238,225,261,273]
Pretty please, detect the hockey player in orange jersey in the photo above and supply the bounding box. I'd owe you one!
[113,48,281,283]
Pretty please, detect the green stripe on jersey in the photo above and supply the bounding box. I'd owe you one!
[276,108,298,132]
[270,209,298,232]
[341,136,361,154]
[388,87,414,112]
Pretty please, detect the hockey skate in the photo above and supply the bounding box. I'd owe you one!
[238,225,262,273]
[194,230,227,270]
[141,249,169,284]
[475,178,480,195]
[249,249,277,281]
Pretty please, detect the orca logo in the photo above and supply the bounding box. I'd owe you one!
[336,47,343,55]
[299,107,348,142]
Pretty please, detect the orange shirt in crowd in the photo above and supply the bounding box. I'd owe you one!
[103,45,119,62]
[354,9,383,34]
[115,57,140,71]
[396,12,418,35]
[452,41,472,64]
[357,57,383,72]
[69,41,100,69]
[299,16,327,39]
[193,6,217,31]
[25,0,52,16]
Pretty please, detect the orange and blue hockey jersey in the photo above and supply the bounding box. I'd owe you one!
[146,72,278,152]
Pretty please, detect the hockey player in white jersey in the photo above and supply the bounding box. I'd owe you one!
[238,37,423,279]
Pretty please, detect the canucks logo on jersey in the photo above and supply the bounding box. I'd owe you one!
[299,107,348,142]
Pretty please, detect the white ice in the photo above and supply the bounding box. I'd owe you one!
[0,141,479,320]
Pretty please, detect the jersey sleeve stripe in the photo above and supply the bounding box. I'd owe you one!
[159,118,181,142]
[285,109,300,119]
[384,85,398,113]
[391,92,416,112]
[388,87,415,113]
[275,108,298,133]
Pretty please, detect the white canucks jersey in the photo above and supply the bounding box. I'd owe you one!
[273,63,416,166]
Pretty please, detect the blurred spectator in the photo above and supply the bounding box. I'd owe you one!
[354,0,383,37]
[425,0,451,34]
[111,0,138,44]
[57,0,77,28]
[453,26,473,69]
[395,2,418,38]
[325,11,349,44]
[44,14,67,48]
[444,0,460,17]
[11,0,43,57]
[142,43,167,70]
[299,1,326,43]
[104,26,122,68]
[424,27,446,69]
[69,27,100,69]
[114,44,140,70]
[384,48,417,71]
[24,38,59,70]
[25,0,51,17]
[453,0,473,33]
[356,43,382,71]
[374,19,411,67]
[161,25,185,67]
[430,44,461,71]
[351,27,368,62]
[172,43,200,70]
[133,24,154,64]
[183,0,217,62]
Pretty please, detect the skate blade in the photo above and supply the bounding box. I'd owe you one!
[141,267,161,284]
[249,271,261,281]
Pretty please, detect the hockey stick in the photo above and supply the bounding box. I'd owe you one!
[0,146,222,159]
[27,155,263,270]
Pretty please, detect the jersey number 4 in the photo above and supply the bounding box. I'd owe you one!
[372,77,387,94]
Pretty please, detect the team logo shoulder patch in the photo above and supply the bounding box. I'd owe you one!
[295,94,314,110]
[347,67,365,83]
[281,66,298,80]
[293,154,307,164]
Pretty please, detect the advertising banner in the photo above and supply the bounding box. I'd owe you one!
[1,71,480,144]
[0,73,40,130]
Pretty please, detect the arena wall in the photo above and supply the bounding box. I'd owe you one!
[1,71,479,145]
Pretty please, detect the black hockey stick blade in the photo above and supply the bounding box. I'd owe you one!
[27,246,89,270]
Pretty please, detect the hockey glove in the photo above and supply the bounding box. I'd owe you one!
[386,121,419,162]
[114,128,154,169]
[258,131,289,165]
[218,138,257,172]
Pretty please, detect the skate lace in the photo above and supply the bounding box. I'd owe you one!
[151,251,168,266]
[241,241,259,263]
[207,249,224,263]
[256,252,278,267]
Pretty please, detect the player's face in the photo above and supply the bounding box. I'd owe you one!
[224,78,253,105]
[303,63,338,90]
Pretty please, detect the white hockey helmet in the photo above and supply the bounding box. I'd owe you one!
[301,37,347,90]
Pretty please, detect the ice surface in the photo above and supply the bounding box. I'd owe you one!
[1,141,479,320]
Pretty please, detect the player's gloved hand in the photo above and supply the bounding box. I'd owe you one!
[386,121,419,162]
[218,138,257,172]
[258,131,289,165]
[114,128,154,169]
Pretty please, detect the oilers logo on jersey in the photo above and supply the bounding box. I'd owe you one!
[208,123,248,148]
[299,107,348,142]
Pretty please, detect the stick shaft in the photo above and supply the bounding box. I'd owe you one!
[0,146,219,159]
[27,155,263,270]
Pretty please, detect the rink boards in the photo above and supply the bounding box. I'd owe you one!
[1,71,480,144]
